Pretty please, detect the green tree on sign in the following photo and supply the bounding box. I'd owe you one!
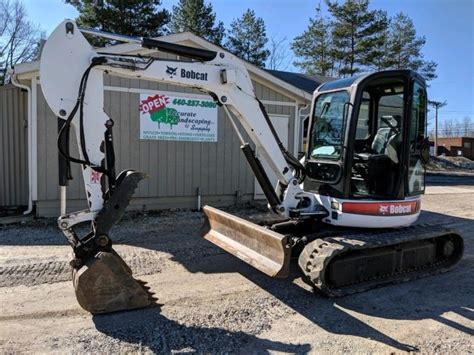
[150,108,180,129]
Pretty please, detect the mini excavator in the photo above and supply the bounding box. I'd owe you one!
[31,21,463,313]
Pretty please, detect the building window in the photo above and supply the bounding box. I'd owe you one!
[464,142,471,148]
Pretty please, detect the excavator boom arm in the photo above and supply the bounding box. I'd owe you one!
[39,20,309,219]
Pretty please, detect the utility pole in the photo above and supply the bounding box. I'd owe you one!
[428,100,447,156]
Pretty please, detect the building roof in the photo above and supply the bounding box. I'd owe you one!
[266,70,332,94]
[432,137,474,144]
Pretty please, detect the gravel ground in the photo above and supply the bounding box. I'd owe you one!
[0,178,473,354]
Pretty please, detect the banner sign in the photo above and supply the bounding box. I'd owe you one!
[139,92,218,142]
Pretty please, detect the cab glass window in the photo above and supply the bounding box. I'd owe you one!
[410,82,427,150]
[356,91,370,139]
[408,81,427,195]
[309,90,349,160]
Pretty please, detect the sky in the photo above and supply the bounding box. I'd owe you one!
[23,0,474,130]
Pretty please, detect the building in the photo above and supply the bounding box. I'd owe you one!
[1,32,324,217]
[434,137,474,159]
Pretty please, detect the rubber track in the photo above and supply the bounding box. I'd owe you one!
[298,223,463,297]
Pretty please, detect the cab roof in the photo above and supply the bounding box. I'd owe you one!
[317,70,425,92]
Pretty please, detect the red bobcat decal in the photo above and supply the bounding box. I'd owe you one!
[343,200,420,216]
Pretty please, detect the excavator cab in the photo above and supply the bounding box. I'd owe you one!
[305,70,429,201]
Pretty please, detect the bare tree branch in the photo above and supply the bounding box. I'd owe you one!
[267,35,292,71]
[462,116,473,137]
[0,0,41,85]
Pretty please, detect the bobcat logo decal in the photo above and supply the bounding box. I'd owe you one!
[166,66,178,76]
[379,205,389,215]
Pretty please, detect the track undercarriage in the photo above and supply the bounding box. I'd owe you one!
[297,224,463,296]
[202,206,464,296]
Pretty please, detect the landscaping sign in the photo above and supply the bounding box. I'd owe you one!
[139,92,218,142]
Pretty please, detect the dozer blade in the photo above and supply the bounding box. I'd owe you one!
[202,206,291,278]
[73,250,156,314]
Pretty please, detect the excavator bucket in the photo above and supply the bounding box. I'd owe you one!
[73,250,156,314]
[201,206,291,278]
[69,170,156,314]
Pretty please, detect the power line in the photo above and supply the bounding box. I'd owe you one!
[435,130,474,133]
[441,110,474,113]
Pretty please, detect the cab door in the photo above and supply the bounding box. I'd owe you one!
[407,80,428,195]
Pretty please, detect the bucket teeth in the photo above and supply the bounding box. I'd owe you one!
[138,283,158,300]
[136,279,152,290]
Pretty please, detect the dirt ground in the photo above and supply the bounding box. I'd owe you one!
[1,177,473,354]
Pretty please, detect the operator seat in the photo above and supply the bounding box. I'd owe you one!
[353,115,401,197]
[371,115,401,163]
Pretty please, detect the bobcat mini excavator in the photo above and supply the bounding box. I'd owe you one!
[33,21,463,313]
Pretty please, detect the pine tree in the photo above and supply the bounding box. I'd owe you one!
[370,26,390,71]
[291,6,334,77]
[381,13,437,81]
[65,0,170,46]
[225,9,270,67]
[169,0,225,45]
[326,0,388,76]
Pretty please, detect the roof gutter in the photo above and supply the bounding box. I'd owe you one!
[10,70,34,215]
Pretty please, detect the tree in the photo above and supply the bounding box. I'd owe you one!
[380,12,437,81]
[292,5,334,76]
[462,116,473,137]
[64,0,170,46]
[225,9,269,67]
[326,0,388,76]
[169,0,224,45]
[0,0,41,85]
[370,26,390,71]
[441,117,456,137]
[267,35,291,70]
